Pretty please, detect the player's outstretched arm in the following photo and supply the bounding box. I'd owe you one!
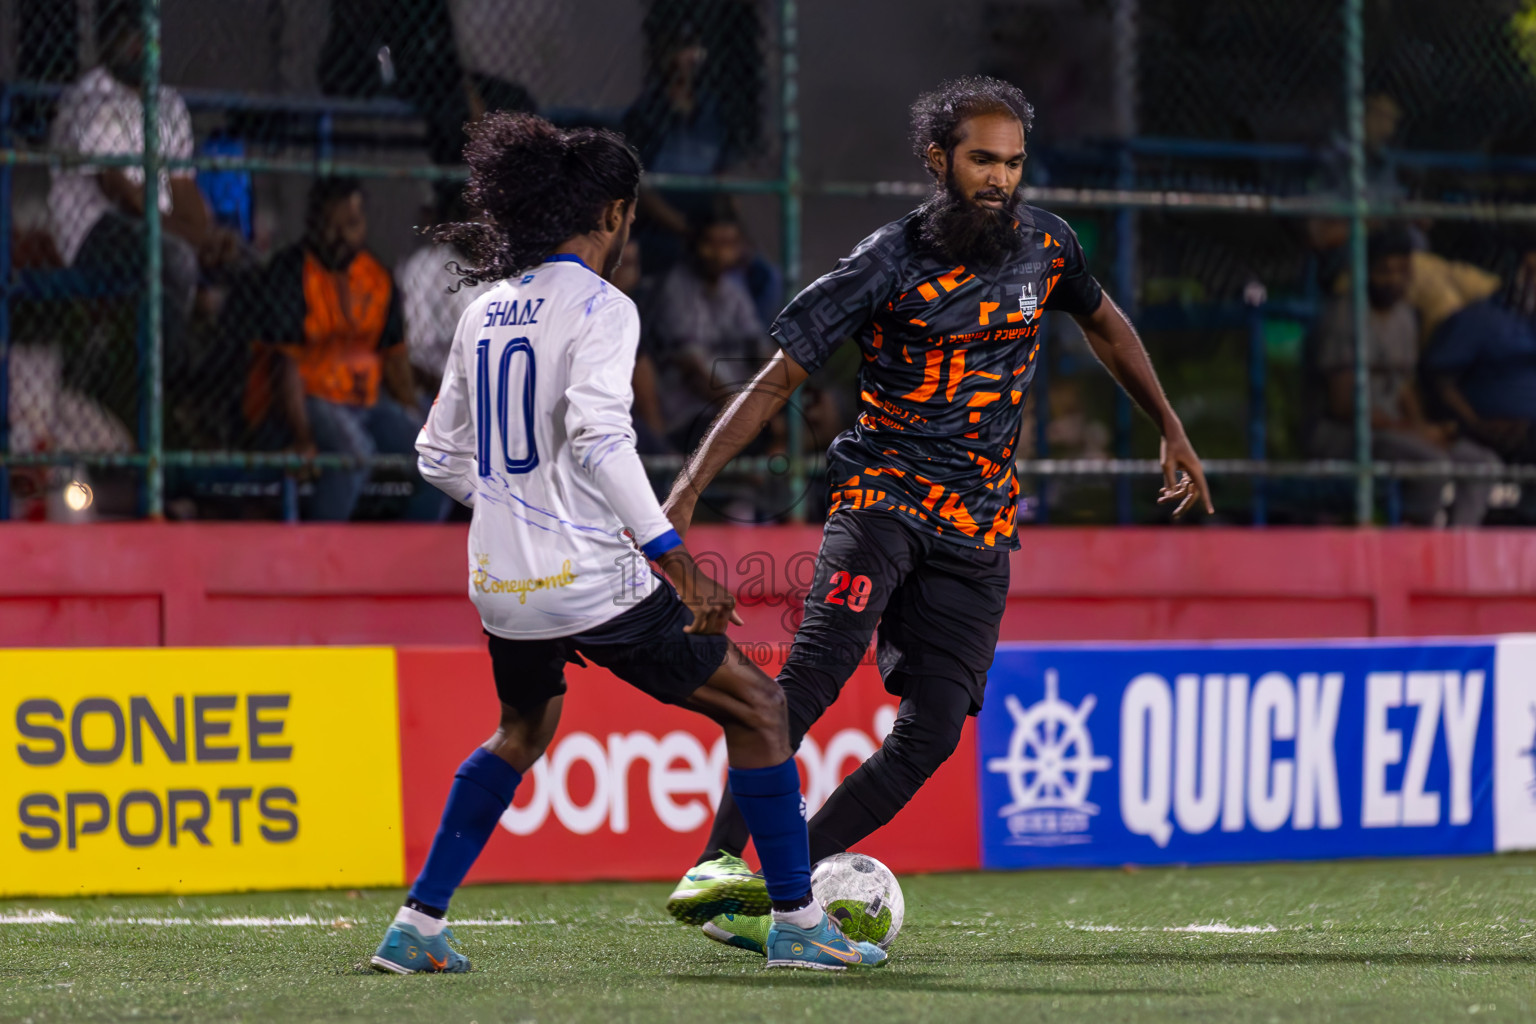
[663,351,811,537]
[1072,295,1214,518]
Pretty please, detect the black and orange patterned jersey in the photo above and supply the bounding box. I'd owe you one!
[771,204,1102,550]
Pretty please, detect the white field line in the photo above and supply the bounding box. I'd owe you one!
[1068,921,1281,934]
[0,911,74,924]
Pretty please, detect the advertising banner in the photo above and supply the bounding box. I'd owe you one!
[1,648,404,896]
[1494,635,1536,853]
[977,640,1520,869]
[396,649,978,884]
[9,634,1526,897]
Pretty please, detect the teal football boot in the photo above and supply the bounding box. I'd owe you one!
[765,912,888,971]
[666,851,770,925]
[701,911,770,955]
[369,921,470,974]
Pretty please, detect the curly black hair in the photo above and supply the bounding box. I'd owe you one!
[910,76,1035,180]
[436,111,642,284]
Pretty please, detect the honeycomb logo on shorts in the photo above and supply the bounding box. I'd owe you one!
[986,669,1111,846]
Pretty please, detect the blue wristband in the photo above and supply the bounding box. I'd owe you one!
[641,529,682,560]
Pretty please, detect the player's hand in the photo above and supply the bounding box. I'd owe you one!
[658,547,744,635]
[1158,431,1214,519]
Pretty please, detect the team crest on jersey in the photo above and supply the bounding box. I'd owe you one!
[1019,282,1039,321]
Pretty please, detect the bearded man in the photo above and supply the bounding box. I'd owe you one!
[662,76,1213,951]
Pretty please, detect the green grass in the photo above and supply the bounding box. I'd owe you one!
[3,855,1532,1023]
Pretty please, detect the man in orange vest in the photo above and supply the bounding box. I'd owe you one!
[254,177,444,520]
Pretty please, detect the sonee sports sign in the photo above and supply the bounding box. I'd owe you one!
[1,649,404,896]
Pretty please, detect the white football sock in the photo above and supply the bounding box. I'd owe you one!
[771,902,823,929]
[394,905,447,937]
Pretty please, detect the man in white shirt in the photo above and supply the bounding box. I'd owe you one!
[650,203,768,445]
[369,112,884,975]
[396,189,494,404]
[46,4,229,391]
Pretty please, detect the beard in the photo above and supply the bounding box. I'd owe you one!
[1367,286,1398,310]
[601,227,629,280]
[312,239,357,272]
[914,170,1024,267]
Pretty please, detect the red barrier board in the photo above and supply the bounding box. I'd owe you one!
[6,525,1536,648]
[395,648,978,884]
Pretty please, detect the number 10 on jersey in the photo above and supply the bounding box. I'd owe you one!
[475,336,539,476]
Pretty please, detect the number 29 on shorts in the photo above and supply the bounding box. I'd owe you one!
[825,571,872,612]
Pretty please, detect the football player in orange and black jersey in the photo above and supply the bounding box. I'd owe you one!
[663,76,1212,951]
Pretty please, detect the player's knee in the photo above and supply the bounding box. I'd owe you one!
[887,708,964,779]
[738,674,788,737]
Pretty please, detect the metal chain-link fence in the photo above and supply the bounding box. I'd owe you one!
[3,0,1536,525]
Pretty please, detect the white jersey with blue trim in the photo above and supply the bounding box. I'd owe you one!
[416,254,679,640]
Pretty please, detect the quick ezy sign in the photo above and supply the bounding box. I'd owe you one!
[980,641,1501,869]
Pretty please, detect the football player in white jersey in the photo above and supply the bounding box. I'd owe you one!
[368,112,885,974]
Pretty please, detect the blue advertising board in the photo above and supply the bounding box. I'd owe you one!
[977,639,1524,869]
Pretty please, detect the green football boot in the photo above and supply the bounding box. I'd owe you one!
[666,851,770,926]
[701,911,771,956]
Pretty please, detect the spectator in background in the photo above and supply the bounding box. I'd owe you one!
[610,238,672,456]
[649,200,767,449]
[46,0,238,416]
[247,178,444,522]
[1406,249,1500,349]
[1306,91,1419,291]
[1311,226,1499,526]
[396,187,495,403]
[1423,240,1536,470]
[625,12,752,276]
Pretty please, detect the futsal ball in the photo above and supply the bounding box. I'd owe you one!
[811,852,905,948]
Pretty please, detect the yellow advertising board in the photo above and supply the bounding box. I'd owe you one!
[0,648,405,896]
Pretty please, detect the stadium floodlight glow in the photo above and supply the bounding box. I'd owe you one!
[63,480,93,512]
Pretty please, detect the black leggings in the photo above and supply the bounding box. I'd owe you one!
[700,670,972,864]
[699,511,1003,865]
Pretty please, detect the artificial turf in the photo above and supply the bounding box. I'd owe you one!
[2,854,1532,1023]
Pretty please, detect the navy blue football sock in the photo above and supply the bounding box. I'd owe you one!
[727,758,813,908]
[407,748,521,912]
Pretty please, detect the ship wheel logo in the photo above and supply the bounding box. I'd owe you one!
[987,669,1111,845]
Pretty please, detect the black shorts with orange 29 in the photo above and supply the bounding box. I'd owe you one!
[780,507,1009,719]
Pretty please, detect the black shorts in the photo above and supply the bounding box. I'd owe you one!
[485,574,730,714]
[786,509,1009,715]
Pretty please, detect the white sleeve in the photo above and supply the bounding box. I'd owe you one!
[163,92,195,176]
[398,253,434,372]
[67,88,133,166]
[565,291,679,558]
[415,313,479,507]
